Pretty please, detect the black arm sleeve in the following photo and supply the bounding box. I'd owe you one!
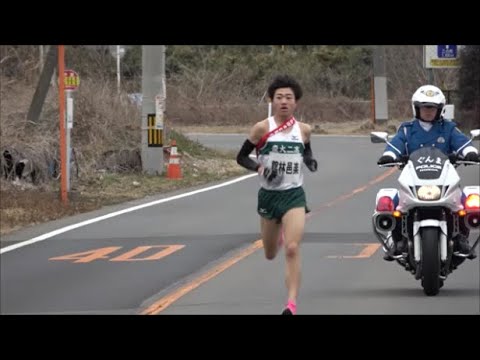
[236,139,260,172]
[303,142,313,162]
[303,142,318,172]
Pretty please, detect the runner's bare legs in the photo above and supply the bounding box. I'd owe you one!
[281,207,305,302]
[260,207,304,302]
[260,218,282,260]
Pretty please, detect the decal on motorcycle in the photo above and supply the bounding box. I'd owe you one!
[415,156,443,172]
[410,148,447,180]
[415,164,442,172]
[416,156,443,164]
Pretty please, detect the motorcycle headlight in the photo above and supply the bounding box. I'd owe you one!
[417,185,441,201]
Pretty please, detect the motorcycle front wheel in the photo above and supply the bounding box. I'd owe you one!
[421,227,441,296]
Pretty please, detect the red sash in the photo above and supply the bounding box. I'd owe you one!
[256,117,296,154]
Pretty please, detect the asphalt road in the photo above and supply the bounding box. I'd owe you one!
[1,135,479,314]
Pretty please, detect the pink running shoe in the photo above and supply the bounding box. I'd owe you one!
[281,300,297,315]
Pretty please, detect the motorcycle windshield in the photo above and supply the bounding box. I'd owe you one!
[409,147,448,180]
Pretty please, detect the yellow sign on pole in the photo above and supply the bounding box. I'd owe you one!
[64,69,80,91]
[147,114,163,147]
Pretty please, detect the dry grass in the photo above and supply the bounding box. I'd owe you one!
[1,179,103,234]
[0,73,249,237]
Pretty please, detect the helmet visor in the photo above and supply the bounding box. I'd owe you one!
[414,101,442,109]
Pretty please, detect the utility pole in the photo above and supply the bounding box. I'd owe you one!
[141,46,166,175]
[39,45,44,74]
[58,45,68,205]
[427,68,434,84]
[108,45,125,94]
[373,46,389,124]
[27,46,57,123]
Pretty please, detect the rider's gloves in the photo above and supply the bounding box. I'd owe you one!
[463,152,479,162]
[377,155,395,165]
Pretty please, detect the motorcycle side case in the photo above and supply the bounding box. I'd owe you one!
[462,186,480,202]
[375,188,399,210]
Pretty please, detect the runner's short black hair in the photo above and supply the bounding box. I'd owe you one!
[267,75,303,100]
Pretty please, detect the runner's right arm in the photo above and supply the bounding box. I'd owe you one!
[236,139,259,171]
[236,121,267,172]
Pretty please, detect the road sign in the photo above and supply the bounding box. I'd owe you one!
[109,45,126,59]
[64,69,80,91]
[424,45,461,68]
[437,45,457,58]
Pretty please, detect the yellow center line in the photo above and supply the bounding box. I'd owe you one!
[327,243,381,258]
[141,240,263,315]
[311,167,396,214]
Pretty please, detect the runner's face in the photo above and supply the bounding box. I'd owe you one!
[272,88,296,118]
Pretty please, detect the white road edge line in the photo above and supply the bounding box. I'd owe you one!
[0,173,257,254]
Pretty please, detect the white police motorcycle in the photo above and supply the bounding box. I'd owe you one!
[371,129,480,296]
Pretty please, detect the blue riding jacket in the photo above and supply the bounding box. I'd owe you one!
[385,118,472,157]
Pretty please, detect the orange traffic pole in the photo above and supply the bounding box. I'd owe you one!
[167,139,182,179]
[58,45,68,205]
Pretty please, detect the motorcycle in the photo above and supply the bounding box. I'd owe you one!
[370,129,480,296]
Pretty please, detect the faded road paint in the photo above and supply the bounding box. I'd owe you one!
[109,245,184,262]
[327,243,381,259]
[49,245,185,263]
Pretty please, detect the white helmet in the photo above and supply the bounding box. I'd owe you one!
[411,85,446,121]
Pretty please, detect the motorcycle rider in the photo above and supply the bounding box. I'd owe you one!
[377,85,480,261]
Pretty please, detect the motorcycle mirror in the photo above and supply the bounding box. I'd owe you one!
[370,131,389,143]
[470,129,480,139]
